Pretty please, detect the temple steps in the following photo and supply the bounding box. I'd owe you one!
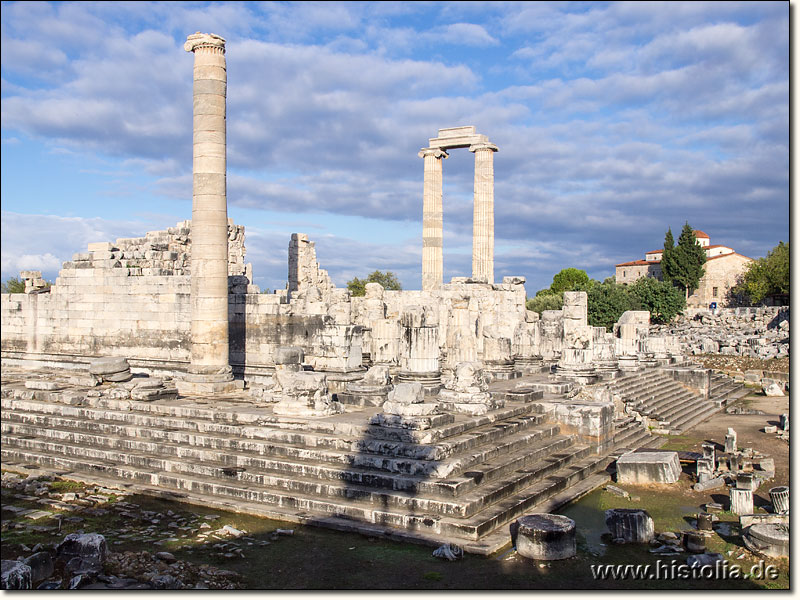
[1,398,557,479]
[1,385,612,551]
[0,417,574,500]
[611,368,721,434]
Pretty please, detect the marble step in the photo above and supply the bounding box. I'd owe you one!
[668,404,720,434]
[1,417,566,488]
[1,404,551,477]
[1,396,546,463]
[1,438,595,533]
[439,454,609,540]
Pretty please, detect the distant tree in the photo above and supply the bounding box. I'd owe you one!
[663,222,706,300]
[526,292,564,314]
[1,277,25,293]
[346,270,402,297]
[735,241,789,304]
[587,282,641,330]
[661,227,676,284]
[629,277,686,324]
[549,268,592,294]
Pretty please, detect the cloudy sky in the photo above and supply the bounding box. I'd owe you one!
[1,1,789,295]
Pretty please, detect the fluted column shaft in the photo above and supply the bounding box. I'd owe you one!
[419,148,447,290]
[185,33,231,373]
[470,143,498,283]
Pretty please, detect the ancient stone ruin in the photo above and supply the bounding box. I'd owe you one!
[0,31,756,556]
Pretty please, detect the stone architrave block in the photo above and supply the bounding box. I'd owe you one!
[616,451,681,485]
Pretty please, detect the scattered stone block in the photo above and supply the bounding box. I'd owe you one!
[514,514,576,560]
[88,358,130,376]
[780,413,789,431]
[763,382,784,397]
[56,533,107,569]
[22,552,54,584]
[616,451,681,485]
[687,553,724,569]
[730,488,754,515]
[604,509,654,543]
[694,477,725,492]
[742,523,789,558]
[604,485,630,498]
[724,428,737,453]
[764,425,778,434]
[1,560,32,590]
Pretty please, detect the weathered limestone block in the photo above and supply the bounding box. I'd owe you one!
[371,382,443,429]
[763,382,784,397]
[696,458,714,483]
[88,357,130,376]
[616,451,681,484]
[344,365,392,402]
[604,508,655,543]
[513,514,576,560]
[275,346,304,372]
[272,371,343,417]
[534,400,614,451]
[387,381,424,404]
[539,310,563,361]
[21,552,53,586]
[56,533,107,569]
[1,560,32,590]
[780,413,789,431]
[742,523,789,558]
[725,428,737,453]
[438,362,502,416]
[729,488,754,515]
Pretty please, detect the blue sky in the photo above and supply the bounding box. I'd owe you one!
[1,1,790,294]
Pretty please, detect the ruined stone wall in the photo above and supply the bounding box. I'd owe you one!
[651,306,789,359]
[1,222,362,373]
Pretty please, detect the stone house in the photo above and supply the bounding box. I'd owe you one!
[615,231,754,308]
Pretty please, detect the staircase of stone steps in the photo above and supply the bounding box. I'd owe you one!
[0,386,612,555]
[708,372,749,407]
[611,368,721,434]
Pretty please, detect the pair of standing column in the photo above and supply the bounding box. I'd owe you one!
[420,143,498,290]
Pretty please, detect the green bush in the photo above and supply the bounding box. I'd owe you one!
[587,282,641,330]
[628,277,685,324]
[346,270,402,297]
[526,292,564,313]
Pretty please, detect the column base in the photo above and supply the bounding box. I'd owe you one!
[177,364,237,396]
[396,370,442,394]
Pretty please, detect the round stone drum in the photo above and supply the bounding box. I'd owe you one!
[514,514,576,560]
[769,486,789,514]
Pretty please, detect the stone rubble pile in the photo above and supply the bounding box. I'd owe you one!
[1,473,249,589]
[651,307,789,360]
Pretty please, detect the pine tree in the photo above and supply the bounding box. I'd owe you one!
[664,222,706,300]
[661,228,675,284]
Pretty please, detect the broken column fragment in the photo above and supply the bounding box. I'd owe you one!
[514,514,576,560]
[438,362,503,416]
[369,382,445,431]
[272,371,343,417]
[396,306,441,393]
[605,508,654,543]
[725,428,737,453]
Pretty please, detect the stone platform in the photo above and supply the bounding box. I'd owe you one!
[0,366,667,555]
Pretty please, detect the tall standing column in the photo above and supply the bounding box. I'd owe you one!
[419,148,447,291]
[469,143,498,283]
[180,32,235,395]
